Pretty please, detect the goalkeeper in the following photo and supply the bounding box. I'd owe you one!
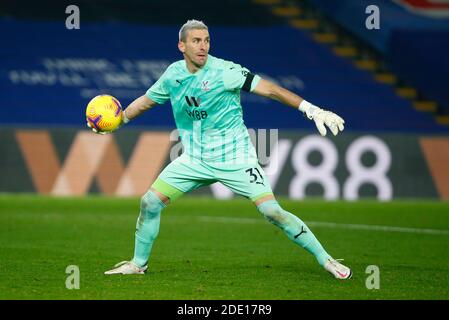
[93,20,351,279]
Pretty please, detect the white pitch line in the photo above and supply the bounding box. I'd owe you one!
[197,216,449,235]
[305,221,449,235]
[198,216,265,224]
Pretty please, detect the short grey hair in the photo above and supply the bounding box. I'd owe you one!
[179,19,208,42]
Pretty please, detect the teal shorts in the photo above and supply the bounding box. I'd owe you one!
[151,154,274,202]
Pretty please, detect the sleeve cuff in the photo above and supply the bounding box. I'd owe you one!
[145,89,165,105]
[249,74,261,92]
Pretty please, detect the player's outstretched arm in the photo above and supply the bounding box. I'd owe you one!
[252,78,345,136]
[122,95,158,123]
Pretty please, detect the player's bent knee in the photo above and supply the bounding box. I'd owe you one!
[140,190,166,218]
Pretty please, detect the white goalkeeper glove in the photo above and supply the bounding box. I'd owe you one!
[298,100,345,136]
[86,109,130,135]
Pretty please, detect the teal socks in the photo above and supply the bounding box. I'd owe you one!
[131,194,330,268]
[257,200,331,266]
[132,191,166,267]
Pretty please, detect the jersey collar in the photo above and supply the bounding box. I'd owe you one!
[184,54,212,75]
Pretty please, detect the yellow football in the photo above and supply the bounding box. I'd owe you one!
[86,95,123,133]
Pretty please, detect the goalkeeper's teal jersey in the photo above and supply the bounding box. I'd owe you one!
[146,54,261,164]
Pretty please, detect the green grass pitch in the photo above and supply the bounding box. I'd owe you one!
[0,195,448,300]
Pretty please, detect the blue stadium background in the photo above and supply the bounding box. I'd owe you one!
[1,0,448,133]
